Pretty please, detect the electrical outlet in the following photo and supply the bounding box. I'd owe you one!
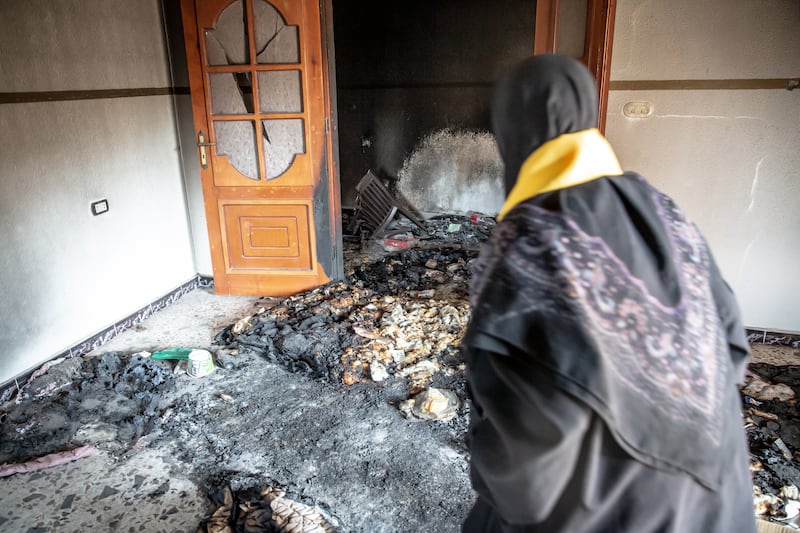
[91,199,109,216]
[622,101,653,118]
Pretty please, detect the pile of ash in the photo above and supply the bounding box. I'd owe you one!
[0,352,175,464]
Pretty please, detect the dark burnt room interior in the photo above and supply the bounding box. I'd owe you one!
[332,0,535,206]
[1,0,799,532]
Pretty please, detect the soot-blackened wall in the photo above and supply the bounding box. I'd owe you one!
[332,0,536,207]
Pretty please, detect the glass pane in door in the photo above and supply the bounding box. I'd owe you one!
[210,72,254,115]
[253,0,300,64]
[214,121,259,180]
[262,119,305,179]
[205,0,250,66]
[257,71,303,113]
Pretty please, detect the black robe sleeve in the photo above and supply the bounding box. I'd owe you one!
[465,339,591,525]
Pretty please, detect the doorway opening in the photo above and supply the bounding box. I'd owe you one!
[329,0,538,209]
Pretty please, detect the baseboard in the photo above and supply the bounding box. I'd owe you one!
[747,329,800,347]
[2,277,794,401]
[0,275,214,399]
[54,275,215,361]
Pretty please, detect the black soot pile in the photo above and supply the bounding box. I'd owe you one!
[0,353,175,464]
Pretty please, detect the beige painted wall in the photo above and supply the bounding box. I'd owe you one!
[606,0,800,332]
[0,0,197,384]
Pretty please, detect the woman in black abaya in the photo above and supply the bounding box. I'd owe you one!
[462,55,755,533]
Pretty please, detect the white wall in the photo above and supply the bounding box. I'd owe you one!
[606,0,800,332]
[0,0,197,384]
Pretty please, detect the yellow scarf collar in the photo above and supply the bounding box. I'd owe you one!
[497,128,622,220]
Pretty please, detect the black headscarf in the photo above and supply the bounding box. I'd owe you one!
[492,55,599,192]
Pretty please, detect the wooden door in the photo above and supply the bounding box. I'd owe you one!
[180,0,341,296]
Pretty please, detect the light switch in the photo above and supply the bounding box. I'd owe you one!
[91,199,109,216]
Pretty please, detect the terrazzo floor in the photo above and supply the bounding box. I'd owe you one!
[0,289,261,533]
[0,285,796,533]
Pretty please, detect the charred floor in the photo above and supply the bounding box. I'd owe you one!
[0,214,799,532]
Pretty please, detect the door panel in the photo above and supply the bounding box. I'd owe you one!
[181,0,340,295]
[220,201,313,271]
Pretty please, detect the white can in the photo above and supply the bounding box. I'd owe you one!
[187,349,214,378]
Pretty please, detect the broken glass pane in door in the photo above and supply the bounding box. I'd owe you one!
[210,72,254,115]
[253,0,300,64]
[262,119,305,180]
[205,0,250,66]
[214,121,259,180]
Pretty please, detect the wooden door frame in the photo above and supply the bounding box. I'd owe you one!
[534,0,617,132]
[320,0,343,280]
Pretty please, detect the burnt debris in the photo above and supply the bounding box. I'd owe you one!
[743,364,800,524]
[0,353,175,465]
[216,213,800,526]
[2,210,798,529]
[217,244,479,405]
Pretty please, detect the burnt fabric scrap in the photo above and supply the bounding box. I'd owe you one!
[0,445,99,477]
